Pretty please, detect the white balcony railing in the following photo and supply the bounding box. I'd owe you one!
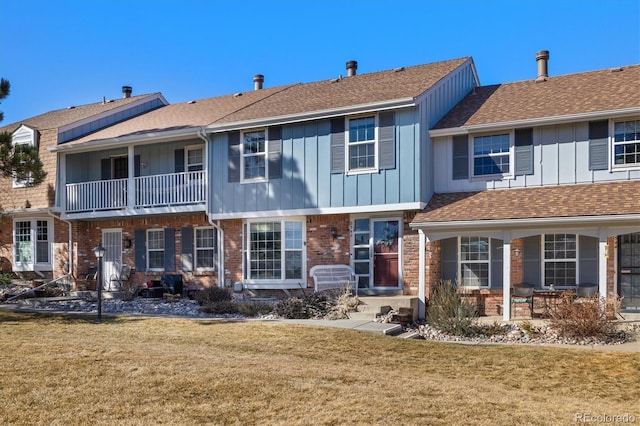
[65,171,206,213]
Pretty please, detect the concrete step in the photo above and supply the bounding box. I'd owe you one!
[382,324,404,336]
[397,331,422,339]
[348,311,376,320]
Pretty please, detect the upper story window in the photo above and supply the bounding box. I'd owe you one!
[473,133,510,176]
[186,145,204,172]
[347,116,377,172]
[11,125,38,188]
[613,119,640,167]
[242,129,267,181]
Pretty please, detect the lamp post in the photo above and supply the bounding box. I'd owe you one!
[93,243,106,322]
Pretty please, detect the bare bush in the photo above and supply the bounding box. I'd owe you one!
[427,280,478,336]
[548,293,619,339]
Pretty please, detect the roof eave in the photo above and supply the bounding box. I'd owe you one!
[49,126,202,153]
[206,98,417,132]
[410,213,640,231]
[429,107,640,137]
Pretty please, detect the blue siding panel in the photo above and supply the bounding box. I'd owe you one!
[330,174,344,207]
[291,128,306,209]
[398,110,416,203]
[317,122,331,207]
[304,124,319,208]
[371,172,386,205]
[357,174,371,205]
[343,175,357,206]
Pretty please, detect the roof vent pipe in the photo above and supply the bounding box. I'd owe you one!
[346,60,357,77]
[535,50,549,81]
[122,85,132,98]
[253,74,264,90]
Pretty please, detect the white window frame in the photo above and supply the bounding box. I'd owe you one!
[458,236,491,288]
[12,218,52,272]
[345,114,379,175]
[470,131,513,178]
[611,118,640,170]
[241,128,268,183]
[146,228,165,271]
[542,234,578,288]
[194,226,217,271]
[186,144,205,172]
[11,125,38,188]
[243,217,306,284]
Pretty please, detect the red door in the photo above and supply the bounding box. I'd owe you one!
[373,220,399,287]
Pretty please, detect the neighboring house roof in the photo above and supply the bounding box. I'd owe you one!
[0,93,164,134]
[53,57,472,151]
[432,64,640,133]
[411,181,640,228]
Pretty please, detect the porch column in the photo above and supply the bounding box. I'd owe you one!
[502,232,512,321]
[127,146,136,208]
[418,230,426,320]
[60,153,67,212]
[598,229,608,299]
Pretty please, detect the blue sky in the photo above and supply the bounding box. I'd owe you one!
[1,0,639,125]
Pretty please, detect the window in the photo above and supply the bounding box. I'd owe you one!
[245,220,304,281]
[186,146,204,172]
[543,234,577,287]
[13,219,52,271]
[473,133,510,176]
[614,119,640,166]
[11,125,38,188]
[195,227,216,270]
[147,229,165,271]
[459,236,490,287]
[242,129,267,180]
[347,116,377,171]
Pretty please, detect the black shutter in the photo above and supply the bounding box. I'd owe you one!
[378,112,395,169]
[228,131,241,182]
[181,227,193,272]
[134,229,146,272]
[589,121,609,171]
[330,118,345,173]
[134,155,141,177]
[441,238,458,282]
[452,135,469,180]
[514,128,533,176]
[174,149,185,173]
[164,228,175,272]
[268,126,282,179]
[101,159,111,180]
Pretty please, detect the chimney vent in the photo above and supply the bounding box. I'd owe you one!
[535,50,549,82]
[253,74,264,90]
[346,60,358,77]
[122,85,133,98]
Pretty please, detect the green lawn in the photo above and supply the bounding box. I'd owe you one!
[0,311,638,425]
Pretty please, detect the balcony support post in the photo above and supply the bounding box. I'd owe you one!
[128,146,136,209]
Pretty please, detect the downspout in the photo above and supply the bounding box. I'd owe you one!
[48,208,73,277]
[197,128,225,288]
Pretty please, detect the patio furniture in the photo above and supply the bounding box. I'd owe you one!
[533,288,566,317]
[511,283,534,319]
[310,264,360,294]
[109,263,131,290]
[576,283,598,298]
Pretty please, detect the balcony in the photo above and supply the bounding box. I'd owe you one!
[65,170,206,214]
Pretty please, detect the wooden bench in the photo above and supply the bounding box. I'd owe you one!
[309,265,360,294]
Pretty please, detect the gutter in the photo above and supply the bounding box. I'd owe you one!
[429,107,640,137]
[410,213,640,231]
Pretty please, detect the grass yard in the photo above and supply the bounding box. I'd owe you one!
[0,311,638,425]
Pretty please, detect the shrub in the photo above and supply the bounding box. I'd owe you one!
[426,280,478,336]
[326,288,360,320]
[0,273,12,286]
[275,293,331,319]
[237,301,275,317]
[199,300,239,315]
[548,293,618,339]
[194,287,232,305]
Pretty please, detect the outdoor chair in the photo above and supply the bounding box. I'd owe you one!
[511,283,534,319]
[109,263,131,290]
[576,283,598,298]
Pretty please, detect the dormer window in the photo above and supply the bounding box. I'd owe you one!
[11,125,38,188]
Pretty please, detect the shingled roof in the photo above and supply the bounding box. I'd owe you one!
[0,93,162,134]
[412,181,640,226]
[432,64,640,131]
[57,57,471,147]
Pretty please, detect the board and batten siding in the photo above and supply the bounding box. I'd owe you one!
[208,109,422,215]
[433,121,640,193]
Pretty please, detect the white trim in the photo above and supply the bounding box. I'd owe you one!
[146,228,165,272]
[240,128,268,183]
[345,114,379,174]
[429,107,640,137]
[12,218,53,272]
[194,226,217,272]
[541,233,579,288]
[209,202,424,221]
[11,125,37,147]
[418,230,426,320]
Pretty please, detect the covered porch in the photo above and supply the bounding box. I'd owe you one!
[411,181,640,321]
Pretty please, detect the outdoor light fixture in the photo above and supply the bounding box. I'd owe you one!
[330,226,338,239]
[514,248,521,257]
[123,237,132,248]
[93,243,106,322]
